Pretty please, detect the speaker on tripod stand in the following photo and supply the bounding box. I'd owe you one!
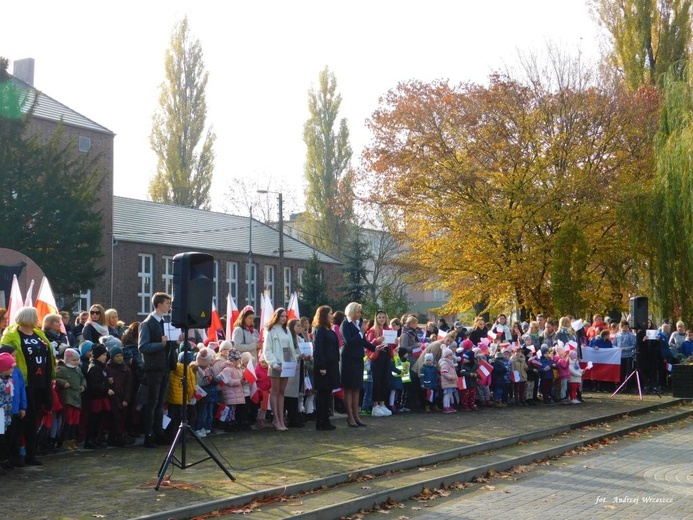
[155,252,235,490]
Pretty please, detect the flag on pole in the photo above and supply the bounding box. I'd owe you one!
[206,300,224,342]
[579,346,621,382]
[259,291,274,343]
[35,276,66,334]
[7,275,23,327]
[23,279,35,307]
[225,292,239,341]
[286,291,300,320]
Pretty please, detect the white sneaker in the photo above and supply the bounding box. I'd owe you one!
[372,405,385,417]
[570,399,580,404]
[382,406,393,416]
[196,429,207,437]
[205,429,212,434]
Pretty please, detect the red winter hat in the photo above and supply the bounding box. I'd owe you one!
[0,352,16,372]
[462,339,474,351]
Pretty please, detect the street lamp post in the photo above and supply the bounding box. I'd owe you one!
[257,190,284,306]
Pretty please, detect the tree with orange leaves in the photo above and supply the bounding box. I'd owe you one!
[361,54,658,317]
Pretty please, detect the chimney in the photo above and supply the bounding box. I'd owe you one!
[12,58,35,86]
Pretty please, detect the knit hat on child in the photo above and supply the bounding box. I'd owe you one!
[64,348,80,365]
[196,347,212,367]
[540,344,549,354]
[219,340,233,352]
[442,347,453,358]
[424,353,434,363]
[0,352,16,372]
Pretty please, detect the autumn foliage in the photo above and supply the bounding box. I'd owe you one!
[362,70,659,317]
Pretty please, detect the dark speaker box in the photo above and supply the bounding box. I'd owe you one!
[171,252,214,328]
[629,296,648,330]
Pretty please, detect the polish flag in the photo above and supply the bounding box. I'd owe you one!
[665,362,673,372]
[477,359,494,378]
[244,359,260,403]
[35,277,66,335]
[437,329,447,340]
[225,292,239,341]
[286,291,300,321]
[23,279,35,307]
[259,291,274,343]
[6,275,23,327]
[194,385,207,400]
[206,300,224,342]
[579,346,621,383]
[510,370,521,383]
[332,387,344,400]
[487,331,497,341]
[457,377,467,390]
[567,340,578,351]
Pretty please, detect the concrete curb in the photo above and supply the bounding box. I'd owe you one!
[134,399,687,520]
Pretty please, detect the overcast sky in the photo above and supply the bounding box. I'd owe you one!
[1,0,602,211]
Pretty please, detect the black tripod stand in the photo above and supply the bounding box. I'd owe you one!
[155,330,235,490]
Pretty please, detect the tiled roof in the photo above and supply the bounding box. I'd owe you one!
[10,76,114,135]
[113,196,341,265]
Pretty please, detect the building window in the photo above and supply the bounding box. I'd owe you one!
[227,261,238,303]
[212,260,219,307]
[264,265,275,304]
[297,268,307,297]
[138,254,153,315]
[247,262,257,308]
[73,289,92,314]
[78,136,91,153]
[162,256,174,296]
[284,267,292,306]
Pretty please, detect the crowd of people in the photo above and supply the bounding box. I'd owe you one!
[0,299,691,470]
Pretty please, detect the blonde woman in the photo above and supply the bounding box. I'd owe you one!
[83,304,108,344]
[264,308,296,431]
[104,308,122,338]
[340,302,376,427]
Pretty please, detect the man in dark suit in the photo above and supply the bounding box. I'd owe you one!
[138,292,174,448]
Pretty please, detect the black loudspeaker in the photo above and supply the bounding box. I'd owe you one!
[629,296,648,330]
[171,252,214,328]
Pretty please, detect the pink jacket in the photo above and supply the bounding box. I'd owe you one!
[554,355,570,380]
[213,360,245,405]
[438,357,459,389]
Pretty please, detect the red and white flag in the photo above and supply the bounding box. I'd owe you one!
[579,346,621,383]
[6,275,23,327]
[206,300,224,342]
[244,359,260,403]
[665,361,673,372]
[477,358,494,378]
[510,370,521,383]
[194,384,207,400]
[332,387,345,400]
[259,291,274,343]
[566,340,578,351]
[487,331,497,341]
[225,292,239,341]
[23,279,35,307]
[286,291,300,320]
[35,276,66,335]
[457,377,467,390]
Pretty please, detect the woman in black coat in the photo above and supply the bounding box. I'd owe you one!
[312,306,340,430]
[340,302,376,427]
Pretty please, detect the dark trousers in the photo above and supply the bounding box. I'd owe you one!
[315,389,332,426]
[142,370,170,436]
[371,354,390,403]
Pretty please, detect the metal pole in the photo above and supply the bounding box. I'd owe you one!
[248,207,253,307]
[278,193,284,307]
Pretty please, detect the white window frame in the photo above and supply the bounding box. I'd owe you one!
[74,289,92,314]
[138,253,154,315]
[297,268,307,297]
[162,256,174,297]
[226,261,239,304]
[247,262,257,308]
[264,265,275,304]
[213,260,220,307]
[284,267,292,306]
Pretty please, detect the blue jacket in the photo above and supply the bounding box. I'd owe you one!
[680,340,693,358]
[10,366,27,415]
[589,337,613,349]
[539,356,555,380]
[419,364,439,390]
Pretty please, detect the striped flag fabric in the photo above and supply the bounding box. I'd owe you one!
[477,358,494,378]
[579,346,621,383]
[457,376,467,390]
[35,276,66,334]
[332,387,344,400]
[510,370,521,383]
[225,292,239,342]
[6,275,23,327]
[206,300,224,342]
[665,362,673,372]
[286,292,300,320]
[23,279,35,307]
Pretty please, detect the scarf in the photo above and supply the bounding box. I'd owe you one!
[402,325,419,344]
[86,320,109,336]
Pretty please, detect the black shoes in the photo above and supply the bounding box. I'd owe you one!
[316,422,336,431]
[143,434,157,448]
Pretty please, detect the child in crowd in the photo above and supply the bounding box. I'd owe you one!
[398,348,411,413]
[239,352,255,430]
[681,330,693,358]
[490,351,507,407]
[502,350,513,404]
[84,344,114,449]
[215,348,244,431]
[55,348,86,450]
[0,353,16,471]
[554,345,570,403]
[475,354,492,407]
[511,347,528,406]
[166,351,196,440]
[361,355,373,415]
[192,346,215,436]
[525,345,541,404]
[568,350,583,404]
[459,351,479,411]
[106,345,133,446]
[419,353,439,413]
[253,355,272,429]
[538,345,556,403]
[0,346,26,468]
[439,347,459,413]
[388,347,405,413]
